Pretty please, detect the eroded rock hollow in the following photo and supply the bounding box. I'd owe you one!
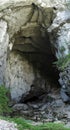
[0,0,70,106]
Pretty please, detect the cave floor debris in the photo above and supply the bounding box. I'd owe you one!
[12,87,70,126]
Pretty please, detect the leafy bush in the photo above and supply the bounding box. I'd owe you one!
[54,54,70,71]
[0,85,11,115]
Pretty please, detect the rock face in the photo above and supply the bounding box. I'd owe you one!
[5,52,35,102]
[0,119,17,130]
[47,3,70,101]
[0,0,70,102]
[0,20,9,85]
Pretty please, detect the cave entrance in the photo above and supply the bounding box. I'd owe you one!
[12,24,60,104]
[12,33,61,120]
[11,18,62,121]
[12,5,60,102]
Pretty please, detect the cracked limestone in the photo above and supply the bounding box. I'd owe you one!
[0,0,70,102]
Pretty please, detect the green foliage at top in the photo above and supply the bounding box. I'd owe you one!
[54,54,70,71]
[0,85,11,115]
[3,117,70,130]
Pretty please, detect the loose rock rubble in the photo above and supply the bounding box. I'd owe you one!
[12,88,70,127]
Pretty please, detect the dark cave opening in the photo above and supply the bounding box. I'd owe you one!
[22,51,59,85]
[13,31,60,104]
[19,51,60,103]
[11,7,62,103]
[13,31,60,82]
[10,25,63,122]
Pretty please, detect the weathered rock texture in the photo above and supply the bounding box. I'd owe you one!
[0,0,70,102]
[0,119,17,130]
[47,1,70,102]
[5,52,35,101]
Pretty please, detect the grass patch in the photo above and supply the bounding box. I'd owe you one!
[53,54,70,71]
[1,116,70,130]
[13,118,70,130]
[0,85,12,115]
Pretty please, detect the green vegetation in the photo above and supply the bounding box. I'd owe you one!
[0,85,12,115]
[13,117,70,130]
[1,116,70,130]
[54,54,70,71]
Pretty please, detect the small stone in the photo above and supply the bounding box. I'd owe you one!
[43,118,53,123]
[60,89,70,103]
[21,110,33,117]
[39,104,48,111]
[54,120,64,124]
[12,103,28,111]
[40,111,45,115]
[55,99,64,107]
[31,104,39,109]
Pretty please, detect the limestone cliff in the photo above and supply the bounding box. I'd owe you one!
[0,0,70,102]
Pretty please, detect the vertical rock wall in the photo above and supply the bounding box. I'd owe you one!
[0,20,9,85]
[47,3,70,102]
[5,52,35,102]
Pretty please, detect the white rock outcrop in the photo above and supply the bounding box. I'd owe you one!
[0,0,70,101]
[5,52,35,101]
[0,119,17,130]
[0,20,9,85]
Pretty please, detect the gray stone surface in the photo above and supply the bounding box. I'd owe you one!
[0,0,70,102]
[60,88,70,103]
[0,20,9,85]
[0,120,17,130]
[5,52,35,102]
[12,103,28,111]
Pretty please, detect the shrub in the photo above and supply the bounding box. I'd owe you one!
[53,54,70,71]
